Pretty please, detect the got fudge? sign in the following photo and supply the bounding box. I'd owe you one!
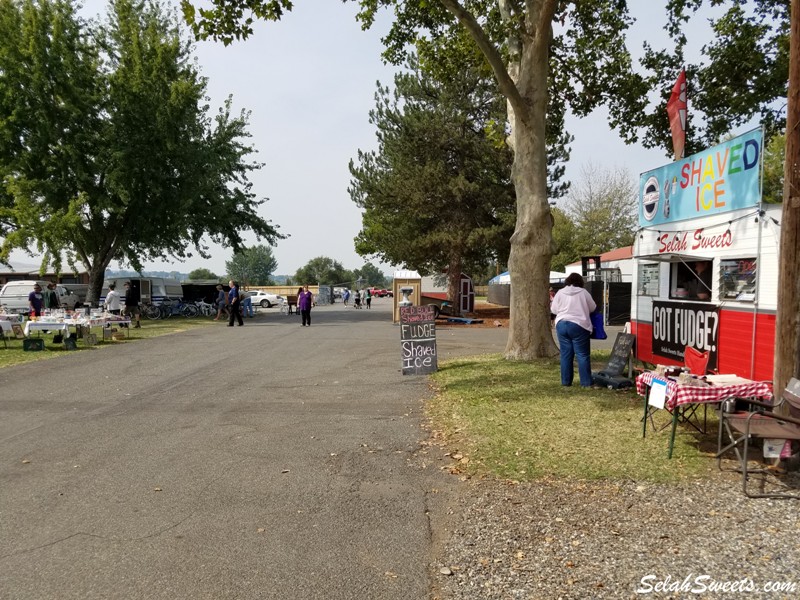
[400,305,438,375]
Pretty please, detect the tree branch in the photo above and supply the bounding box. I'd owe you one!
[438,0,529,124]
[534,0,557,58]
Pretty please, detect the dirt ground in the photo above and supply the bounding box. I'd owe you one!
[437,301,509,329]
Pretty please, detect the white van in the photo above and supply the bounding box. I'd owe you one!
[0,280,82,313]
[100,277,183,306]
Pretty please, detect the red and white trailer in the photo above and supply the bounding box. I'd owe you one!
[630,129,780,380]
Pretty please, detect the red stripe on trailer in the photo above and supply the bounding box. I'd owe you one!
[717,310,775,381]
[632,310,775,380]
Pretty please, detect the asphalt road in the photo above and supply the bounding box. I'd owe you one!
[0,299,509,600]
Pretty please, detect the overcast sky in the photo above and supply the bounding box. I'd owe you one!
[11,0,743,277]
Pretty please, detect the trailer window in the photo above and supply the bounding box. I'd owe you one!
[638,263,659,296]
[670,260,713,301]
[720,258,756,302]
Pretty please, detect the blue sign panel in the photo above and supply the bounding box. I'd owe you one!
[639,129,762,227]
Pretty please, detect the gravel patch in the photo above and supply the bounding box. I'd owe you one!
[432,472,800,599]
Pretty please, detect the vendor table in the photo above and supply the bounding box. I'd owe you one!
[636,371,773,458]
[21,318,132,344]
[73,318,132,339]
[23,321,70,338]
[0,319,19,347]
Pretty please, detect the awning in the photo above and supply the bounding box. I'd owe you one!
[634,253,708,263]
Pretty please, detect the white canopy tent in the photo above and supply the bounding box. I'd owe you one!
[488,271,567,285]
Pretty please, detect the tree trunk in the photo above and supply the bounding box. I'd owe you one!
[503,36,559,360]
[447,253,463,317]
[86,256,113,307]
[775,0,800,396]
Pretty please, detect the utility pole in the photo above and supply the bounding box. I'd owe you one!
[775,0,800,395]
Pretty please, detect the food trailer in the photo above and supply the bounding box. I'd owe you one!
[630,128,780,381]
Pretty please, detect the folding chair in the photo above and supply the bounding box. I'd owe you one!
[680,345,714,433]
[684,345,710,375]
[717,377,800,499]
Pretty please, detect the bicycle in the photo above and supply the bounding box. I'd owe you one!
[161,299,199,318]
[195,300,216,317]
[142,303,162,320]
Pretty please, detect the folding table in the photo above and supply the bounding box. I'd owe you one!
[636,371,773,458]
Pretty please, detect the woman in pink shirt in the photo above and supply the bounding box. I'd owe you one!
[550,273,596,387]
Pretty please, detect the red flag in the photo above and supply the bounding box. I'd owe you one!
[666,69,687,160]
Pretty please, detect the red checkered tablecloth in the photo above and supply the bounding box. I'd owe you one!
[636,371,773,410]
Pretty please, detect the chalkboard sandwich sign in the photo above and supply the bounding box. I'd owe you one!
[400,305,438,375]
[592,332,636,389]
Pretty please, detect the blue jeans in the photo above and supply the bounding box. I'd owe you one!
[556,320,593,386]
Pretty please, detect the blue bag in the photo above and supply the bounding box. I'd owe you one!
[590,311,607,340]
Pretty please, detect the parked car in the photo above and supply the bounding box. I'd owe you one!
[370,288,393,298]
[245,290,284,308]
[0,280,82,313]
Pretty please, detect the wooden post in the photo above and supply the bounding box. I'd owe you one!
[775,0,800,395]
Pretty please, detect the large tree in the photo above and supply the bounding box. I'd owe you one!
[0,0,282,303]
[294,256,349,287]
[550,207,577,274]
[182,0,637,360]
[562,165,637,258]
[349,46,516,313]
[352,263,388,288]
[188,267,220,280]
[618,0,790,155]
[226,244,278,286]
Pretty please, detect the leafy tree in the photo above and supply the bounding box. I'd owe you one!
[617,0,789,156]
[182,0,638,359]
[294,257,349,286]
[188,268,220,280]
[350,45,516,313]
[562,165,637,257]
[226,244,278,286]
[762,131,785,204]
[550,207,578,274]
[352,263,388,288]
[0,0,282,303]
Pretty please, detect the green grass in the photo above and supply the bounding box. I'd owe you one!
[0,317,215,369]
[428,351,717,483]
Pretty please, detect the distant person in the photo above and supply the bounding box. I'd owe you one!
[685,261,713,300]
[244,293,254,317]
[104,283,122,315]
[123,281,141,328]
[214,284,227,321]
[28,283,44,317]
[44,283,61,311]
[342,289,350,307]
[228,280,243,326]
[298,285,314,326]
[550,273,596,387]
[354,290,361,309]
[364,288,372,309]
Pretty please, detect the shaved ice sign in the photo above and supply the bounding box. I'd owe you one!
[639,129,762,227]
[400,305,437,375]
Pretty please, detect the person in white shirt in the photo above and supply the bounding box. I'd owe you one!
[105,283,122,315]
[550,273,597,387]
